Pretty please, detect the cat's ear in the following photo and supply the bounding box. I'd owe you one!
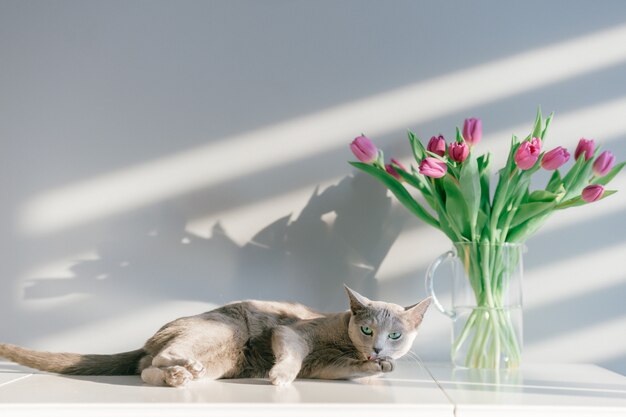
[404,297,432,328]
[344,285,371,314]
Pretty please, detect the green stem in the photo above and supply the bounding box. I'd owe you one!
[450,244,523,369]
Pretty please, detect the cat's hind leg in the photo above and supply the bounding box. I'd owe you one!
[143,318,243,386]
[152,350,206,379]
[138,345,206,387]
[141,365,194,387]
[139,348,208,387]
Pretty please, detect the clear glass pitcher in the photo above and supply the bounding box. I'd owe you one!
[426,242,524,369]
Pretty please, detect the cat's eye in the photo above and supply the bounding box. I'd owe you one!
[360,326,373,336]
[388,332,402,340]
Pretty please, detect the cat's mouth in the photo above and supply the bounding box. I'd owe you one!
[366,352,384,361]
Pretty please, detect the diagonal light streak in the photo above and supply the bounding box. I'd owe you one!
[18,24,626,236]
[525,315,626,363]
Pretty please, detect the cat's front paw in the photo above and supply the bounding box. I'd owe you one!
[164,365,193,387]
[269,363,298,386]
[377,358,394,373]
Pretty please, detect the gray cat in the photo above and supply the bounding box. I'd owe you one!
[0,286,430,387]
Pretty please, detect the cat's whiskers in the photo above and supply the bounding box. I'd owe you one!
[406,350,426,369]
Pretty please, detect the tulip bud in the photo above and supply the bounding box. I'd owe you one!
[592,151,615,177]
[574,138,595,161]
[419,157,447,178]
[514,137,542,170]
[462,118,482,146]
[541,146,570,170]
[581,184,605,203]
[427,135,446,156]
[449,141,469,163]
[350,135,378,164]
[386,158,406,181]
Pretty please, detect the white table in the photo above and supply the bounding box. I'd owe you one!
[1,361,625,416]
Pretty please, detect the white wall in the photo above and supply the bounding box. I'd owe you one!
[1,1,625,374]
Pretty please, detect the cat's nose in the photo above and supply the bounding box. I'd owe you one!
[373,347,382,354]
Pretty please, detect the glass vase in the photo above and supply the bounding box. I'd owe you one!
[426,242,524,369]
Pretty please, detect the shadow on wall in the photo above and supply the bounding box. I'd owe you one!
[22,173,411,314]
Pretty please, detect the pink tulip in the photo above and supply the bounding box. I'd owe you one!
[462,118,482,146]
[593,151,615,177]
[582,184,605,203]
[386,158,406,181]
[427,135,446,157]
[574,138,595,161]
[419,157,447,178]
[350,135,378,163]
[514,137,542,170]
[541,146,570,170]
[449,141,469,163]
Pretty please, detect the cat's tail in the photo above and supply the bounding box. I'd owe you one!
[0,343,145,375]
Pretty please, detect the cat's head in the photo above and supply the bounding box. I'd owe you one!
[344,285,431,361]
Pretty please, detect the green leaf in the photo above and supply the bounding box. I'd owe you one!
[456,126,465,143]
[509,201,556,228]
[564,153,596,198]
[476,208,489,239]
[532,107,543,139]
[460,154,481,239]
[508,188,560,229]
[546,169,563,193]
[504,135,521,174]
[497,172,531,232]
[506,212,552,243]
[397,167,428,192]
[408,130,426,162]
[541,112,554,141]
[395,167,437,209]
[491,137,520,232]
[424,151,448,163]
[350,162,440,229]
[600,189,617,200]
[593,161,625,186]
[528,189,559,203]
[477,153,492,215]
[555,196,585,209]
[562,155,587,190]
[442,175,471,239]
[435,208,461,242]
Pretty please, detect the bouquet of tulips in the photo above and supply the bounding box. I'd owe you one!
[349,110,623,368]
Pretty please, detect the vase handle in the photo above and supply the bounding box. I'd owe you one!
[425,250,456,319]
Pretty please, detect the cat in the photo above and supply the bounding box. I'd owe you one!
[0,286,431,387]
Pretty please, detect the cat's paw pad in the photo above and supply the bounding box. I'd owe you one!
[269,364,298,386]
[378,359,394,373]
[183,359,205,379]
[164,365,193,387]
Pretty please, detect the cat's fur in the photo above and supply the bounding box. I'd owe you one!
[0,286,430,387]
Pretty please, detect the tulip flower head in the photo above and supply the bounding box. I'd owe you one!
[593,151,615,177]
[541,146,570,170]
[463,118,482,146]
[582,184,605,203]
[574,138,595,161]
[449,141,469,163]
[514,137,542,170]
[350,135,378,164]
[386,158,406,181]
[427,135,447,157]
[419,157,447,178]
